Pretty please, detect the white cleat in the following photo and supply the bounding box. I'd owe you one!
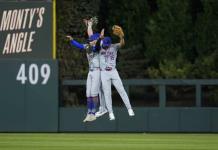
[109,113,115,121]
[83,114,96,122]
[128,109,135,116]
[83,114,90,122]
[88,114,96,122]
[96,110,108,118]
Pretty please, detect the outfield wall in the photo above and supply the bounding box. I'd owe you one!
[0,105,218,132]
[0,1,58,132]
[60,79,218,133]
[0,59,59,132]
[59,107,218,133]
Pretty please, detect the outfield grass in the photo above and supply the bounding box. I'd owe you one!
[0,133,217,150]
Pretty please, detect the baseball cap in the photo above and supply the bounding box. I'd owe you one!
[102,37,112,47]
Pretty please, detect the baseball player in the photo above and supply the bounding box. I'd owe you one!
[84,17,108,118]
[84,19,134,120]
[99,25,135,120]
[66,33,101,122]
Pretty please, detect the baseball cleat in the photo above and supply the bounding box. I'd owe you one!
[87,114,96,122]
[128,109,135,116]
[83,114,96,122]
[83,114,91,122]
[96,110,108,117]
[109,113,115,121]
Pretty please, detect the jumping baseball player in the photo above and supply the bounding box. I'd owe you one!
[66,33,101,122]
[99,25,135,120]
[90,25,135,120]
[85,19,135,120]
[84,18,134,120]
[84,17,108,118]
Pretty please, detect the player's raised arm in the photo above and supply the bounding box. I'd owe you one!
[84,16,98,37]
[66,35,85,50]
[100,28,105,39]
[94,29,105,52]
[119,34,125,48]
[112,25,125,48]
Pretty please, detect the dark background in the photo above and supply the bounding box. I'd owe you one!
[56,0,218,107]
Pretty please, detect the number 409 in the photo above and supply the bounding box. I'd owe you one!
[16,63,51,85]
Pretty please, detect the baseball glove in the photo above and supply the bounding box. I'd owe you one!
[84,16,98,27]
[90,16,98,25]
[112,25,124,37]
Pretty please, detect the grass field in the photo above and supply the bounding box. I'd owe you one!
[0,133,218,150]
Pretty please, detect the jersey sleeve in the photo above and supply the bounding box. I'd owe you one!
[112,43,121,51]
[70,40,85,50]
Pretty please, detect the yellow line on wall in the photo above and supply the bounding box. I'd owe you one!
[52,0,56,59]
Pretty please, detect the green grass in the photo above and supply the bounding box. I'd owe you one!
[0,133,218,150]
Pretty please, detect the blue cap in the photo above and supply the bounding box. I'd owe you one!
[88,33,100,42]
[102,37,112,47]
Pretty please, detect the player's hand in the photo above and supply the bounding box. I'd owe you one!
[100,28,105,39]
[112,25,124,38]
[66,35,73,41]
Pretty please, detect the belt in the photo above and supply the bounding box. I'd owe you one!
[89,67,100,71]
[100,67,114,71]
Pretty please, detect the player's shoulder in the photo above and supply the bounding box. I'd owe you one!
[111,43,118,46]
[111,43,121,49]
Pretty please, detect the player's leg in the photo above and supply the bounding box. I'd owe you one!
[86,72,93,113]
[83,72,94,122]
[90,70,101,115]
[112,70,135,116]
[101,71,115,120]
[96,84,108,117]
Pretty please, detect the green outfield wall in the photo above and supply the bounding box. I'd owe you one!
[0,59,59,132]
[1,71,218,132]
[59,79,218,133]
[0,1,58,132]
[59,107,218,133]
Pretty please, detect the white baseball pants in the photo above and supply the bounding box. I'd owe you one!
[86,70,100,97]
[101,69,132,113]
